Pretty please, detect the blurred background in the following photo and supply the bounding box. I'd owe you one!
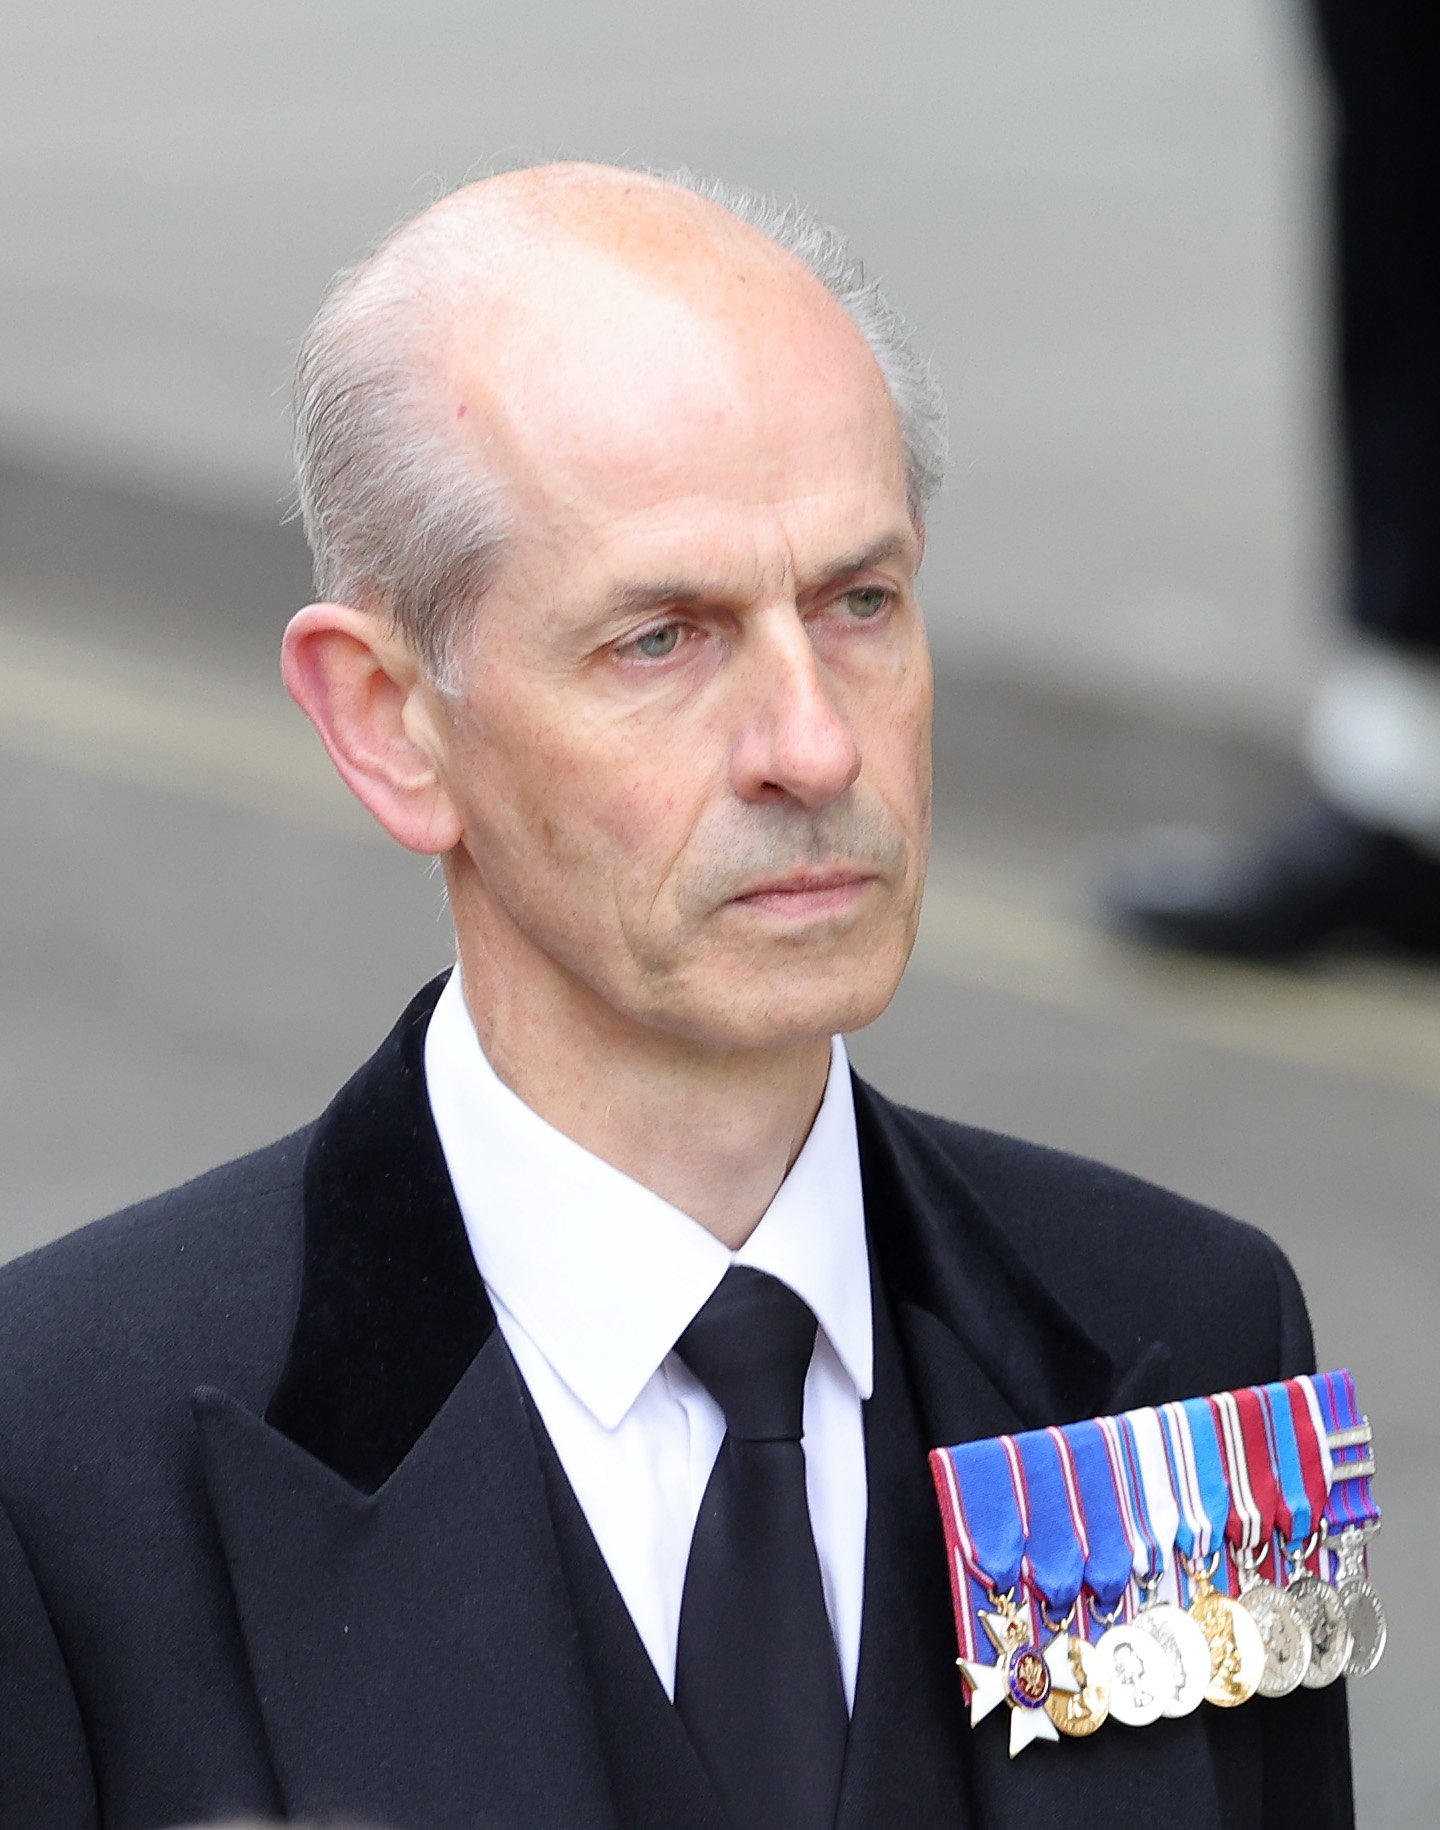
[2,1,1434,1817]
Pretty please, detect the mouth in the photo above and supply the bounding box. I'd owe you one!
[729,869,878,919]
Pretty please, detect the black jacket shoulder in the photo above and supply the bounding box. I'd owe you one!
[0,1129,310,1483]
[879,1094,1316,1394]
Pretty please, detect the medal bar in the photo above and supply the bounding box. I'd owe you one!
[927,1366,1383,1756]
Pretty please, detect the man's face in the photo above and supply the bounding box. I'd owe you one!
[432,265,933,1053]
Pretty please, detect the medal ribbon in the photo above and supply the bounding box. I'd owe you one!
[1256,1383,1292,1541]
[1311,1368,1380,1545]
[938,1436,1027,1595]
[1096,1416,1146,1619]
[1297,1375,1337,1492]
[929,1449,985,1667]
[1210,1393,1260,1566]
[931,1436,1035,1664]
[1283,1377,1336,1574]
[1124,1408,1185,1606]
[1015,1430,1086,1625]
[1259,1379,1312,1563]
[1159,1400,1208,1577]
[1063,1419,1133,1627]
[1177,1397,1237,1592]
[1225,1387,1284,1581]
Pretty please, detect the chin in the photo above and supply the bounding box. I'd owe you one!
[680,958,909,1052]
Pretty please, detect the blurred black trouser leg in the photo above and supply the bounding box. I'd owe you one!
[1099,6,1440,955]
[1310,0,1440,657]
[1098,2,1440,955]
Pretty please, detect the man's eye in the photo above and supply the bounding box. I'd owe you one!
[623,622,685,660]
[840,586,890,620]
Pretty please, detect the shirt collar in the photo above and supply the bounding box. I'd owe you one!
[423,968,873,1429]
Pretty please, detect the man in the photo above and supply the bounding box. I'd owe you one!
[0,165,1351,1827]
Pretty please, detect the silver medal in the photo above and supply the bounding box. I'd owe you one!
[1329,1526,1387,1679]
[1132,1603,1210,1718]
[1286,1573,1352,1688]
[1095,1620,1174,1728]
[1238,1581,1312,1698]
[1338,1578,1387,1678]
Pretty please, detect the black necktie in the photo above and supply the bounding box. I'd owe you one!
[673,1266,848,1830]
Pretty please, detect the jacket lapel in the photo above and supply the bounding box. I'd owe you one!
[852,1080,1221,1829]
[854,1075,1159,1443]
[195,976,615,1830]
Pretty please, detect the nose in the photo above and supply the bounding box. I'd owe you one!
[728,615,863,810]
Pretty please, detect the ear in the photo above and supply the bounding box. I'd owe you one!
[281,603,464,855]
[912,518,927,567]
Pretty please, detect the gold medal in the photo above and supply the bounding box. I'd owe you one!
[1189,1576,1266,1707]
[1043,1634,1109,1737]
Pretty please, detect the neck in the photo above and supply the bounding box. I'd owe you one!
[451,943,832,1253]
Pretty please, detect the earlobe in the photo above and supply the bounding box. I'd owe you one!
[281,604,464,855]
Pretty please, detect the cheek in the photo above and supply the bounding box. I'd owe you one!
[862,673,932,804]
[895,658,935,800]
[445,711,578,878]
[457,715,691,893]
[582,776,702,916]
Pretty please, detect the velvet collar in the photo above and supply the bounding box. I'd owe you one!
[265,975,490,1491]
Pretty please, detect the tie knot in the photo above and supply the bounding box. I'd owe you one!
[675,1267,818,1442]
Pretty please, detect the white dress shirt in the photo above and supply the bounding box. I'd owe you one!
[423,968,873,1707]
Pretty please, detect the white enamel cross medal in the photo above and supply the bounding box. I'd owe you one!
[959,1606,1081,1757]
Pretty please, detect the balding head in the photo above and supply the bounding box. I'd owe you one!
[293,162,946,685]
[284,159,937,1072]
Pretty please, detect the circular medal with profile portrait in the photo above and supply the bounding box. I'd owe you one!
[1095,1621,1172,1728]
[1190,1588,1265,1707]
[1133,1602,1211,1718]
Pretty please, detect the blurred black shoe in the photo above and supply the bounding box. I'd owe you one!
[1099,796,1440,961]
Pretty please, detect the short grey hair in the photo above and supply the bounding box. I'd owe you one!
[293,164,948,689]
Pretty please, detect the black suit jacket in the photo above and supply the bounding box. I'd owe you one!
[0,978,1352,1828]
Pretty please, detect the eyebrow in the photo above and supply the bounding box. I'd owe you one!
[594,531,917,625]
[805,533,916,597]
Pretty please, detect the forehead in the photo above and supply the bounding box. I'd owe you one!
[442,239,908,580]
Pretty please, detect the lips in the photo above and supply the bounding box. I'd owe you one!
[729,870,876,915]
[736,869,871,898]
